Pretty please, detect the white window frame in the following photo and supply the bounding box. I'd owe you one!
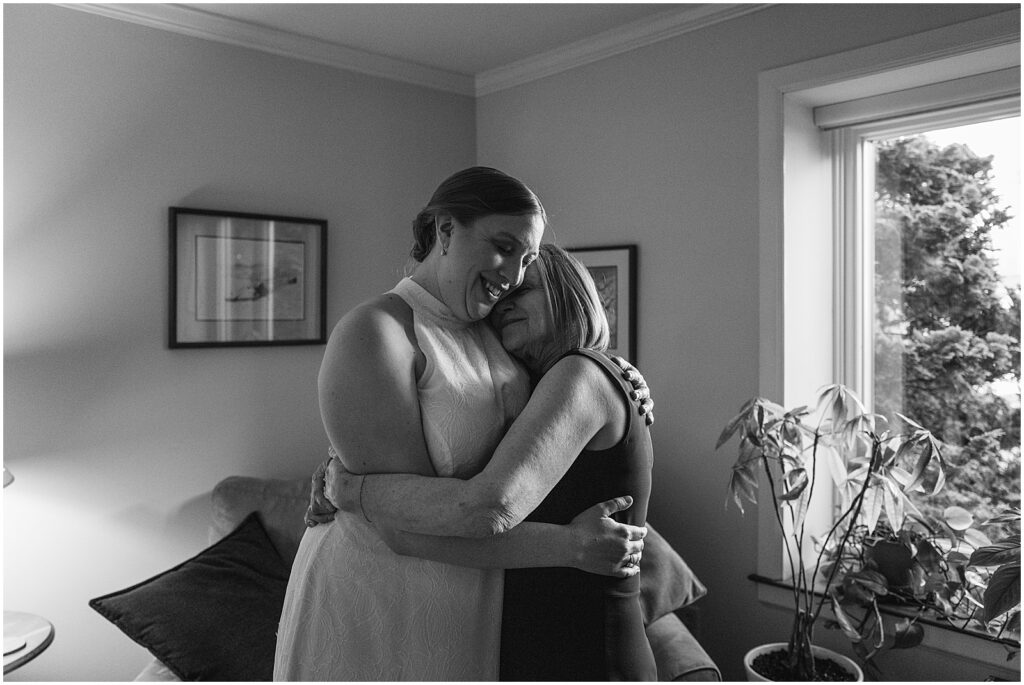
[831,96,1020,410]
[756,10,1020,674]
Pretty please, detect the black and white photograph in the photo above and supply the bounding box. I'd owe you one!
[5,4,1019,683]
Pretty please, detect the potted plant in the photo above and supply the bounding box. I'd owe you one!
[825,506,1020,678]
[717,384,946,681]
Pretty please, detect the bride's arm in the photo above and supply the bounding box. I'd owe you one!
[317,297,436,475]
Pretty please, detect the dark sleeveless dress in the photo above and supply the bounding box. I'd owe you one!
[499,349,657,681]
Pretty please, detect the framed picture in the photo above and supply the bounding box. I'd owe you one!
[169,207,327,348]
[566,244,637,362]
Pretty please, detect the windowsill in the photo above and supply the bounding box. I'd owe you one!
[749,574,1020,673]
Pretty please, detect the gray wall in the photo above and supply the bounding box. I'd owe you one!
[476,3,1016,681]
[4,2,1017,681]
[3,5,474,680]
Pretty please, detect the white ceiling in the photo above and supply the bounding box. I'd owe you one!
[186,3,683,75]
[63,3,770,95]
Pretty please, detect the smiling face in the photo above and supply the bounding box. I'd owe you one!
[489,244,610,374]
[438,213,544,322]
[489,261,554,371]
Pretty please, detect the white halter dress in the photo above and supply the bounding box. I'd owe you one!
[274,277,530,681]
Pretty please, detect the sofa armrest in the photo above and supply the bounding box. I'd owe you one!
[646,612,720,682]
[211,476,309,562]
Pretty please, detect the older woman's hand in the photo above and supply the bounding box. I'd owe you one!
[304,457,338,527]
[324,453,367,516]
[567,496,646,578]
[610,356,654,426]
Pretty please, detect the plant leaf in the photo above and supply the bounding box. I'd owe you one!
[818,443,848,489]
[830,589,864,641]
[1005,611,1021,635]
[927,436,946,495]
[969,542,1021,568]
[904,439,933,493]
[983,509,1022,526]
[891,436,919,474]
[963,527,994,550]
[881,473,907,531]
[784,405,810,420]
[889,465,915,489]
[859,479,884,533]
[946,550,971,567]
[982,562,1021,623]
[847,568,889,596]
[728,464,759,513]
[943,505,974,531]
[778,467,809,501]
[895,412,925,431]
[892,619,924,649]
[716,408,748,449]
[915,539,944,574]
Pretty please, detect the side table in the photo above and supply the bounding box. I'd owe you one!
[3,611,54,674]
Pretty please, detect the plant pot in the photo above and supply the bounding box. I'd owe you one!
[744,642,863,682]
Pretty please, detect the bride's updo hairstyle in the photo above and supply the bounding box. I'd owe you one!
[410,166,547,262]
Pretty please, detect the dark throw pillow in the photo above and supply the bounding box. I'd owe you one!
[639,524,708,625]
[89,512,290,681]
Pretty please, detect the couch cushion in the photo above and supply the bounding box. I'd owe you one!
[90,513,289,681]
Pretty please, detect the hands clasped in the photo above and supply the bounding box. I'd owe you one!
[304,456,337,527]
[305,451,366,526]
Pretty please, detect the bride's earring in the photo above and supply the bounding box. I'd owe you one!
[436,218,451,256]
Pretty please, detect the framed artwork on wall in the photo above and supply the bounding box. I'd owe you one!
[566,244,637,363]
[169,207,327,348]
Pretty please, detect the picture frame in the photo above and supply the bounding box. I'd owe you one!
[566,244,637,362]
[169,207,327,348]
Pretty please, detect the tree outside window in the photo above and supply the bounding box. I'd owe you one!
[873,117,1021,539]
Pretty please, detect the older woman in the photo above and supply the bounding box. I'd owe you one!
[326,244,659,680]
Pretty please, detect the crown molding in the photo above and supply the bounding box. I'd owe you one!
[58,3,477,95]
[475,4,772,96]
[58,3,772,98]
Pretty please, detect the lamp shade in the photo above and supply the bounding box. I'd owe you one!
[3,466,13,488]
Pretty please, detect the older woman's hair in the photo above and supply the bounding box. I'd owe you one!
[410,166,547,261]
[533,244,610,371]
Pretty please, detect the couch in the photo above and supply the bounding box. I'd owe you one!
[90,475,719,681]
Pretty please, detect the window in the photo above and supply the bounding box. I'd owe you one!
[757,11,1020,674]
[828,106,1021,539]
[860,116,1020,533]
